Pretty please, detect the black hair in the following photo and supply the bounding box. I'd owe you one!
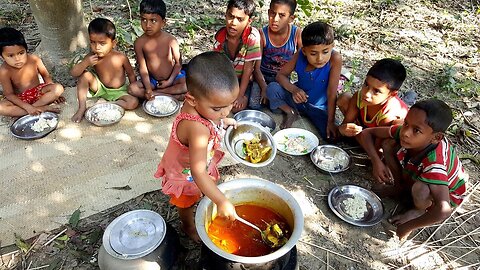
[140,0,167,19]
[88,18,116,40]
[366,58,406,91]
[411,98,453,133]
[0,27,28,54]
[227,0,256,17]
[186,51,238,97]
[301,21,334,47]
[270,0,297,15]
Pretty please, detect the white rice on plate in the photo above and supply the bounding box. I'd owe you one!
[31,117,58,132]
[342,195,368,219]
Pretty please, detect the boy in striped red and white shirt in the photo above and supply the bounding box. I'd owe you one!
[360,98,468,240]
[213,0,261,113]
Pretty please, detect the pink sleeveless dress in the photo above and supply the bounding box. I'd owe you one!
[154,112,225,199]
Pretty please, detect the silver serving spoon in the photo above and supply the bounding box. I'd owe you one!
[235,213,274,247]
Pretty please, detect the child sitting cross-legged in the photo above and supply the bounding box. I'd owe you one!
[359,99,468,240]
[154,52,239,242]
[337,58,409,139]
[213,0,262,113]
[251,0,302,109]
[128,0,186,101]
[0,27,64,117]
[267,21,342,141]
[71,18,138,122]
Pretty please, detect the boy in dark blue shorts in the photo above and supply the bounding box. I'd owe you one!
[267,21,342,140]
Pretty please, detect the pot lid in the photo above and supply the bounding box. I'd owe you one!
[104,210,166,259]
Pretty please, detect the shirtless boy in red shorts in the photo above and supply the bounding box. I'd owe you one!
[0,27,64,117]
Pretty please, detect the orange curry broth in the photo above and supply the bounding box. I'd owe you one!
[207,204,291,257]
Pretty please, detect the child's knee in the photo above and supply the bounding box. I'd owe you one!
[124,96,139,109]
[52,83,64,95]
[266,82,281,95]
[336,92,351,114]
[411,181,431,201]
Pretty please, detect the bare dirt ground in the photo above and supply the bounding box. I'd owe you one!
[1,0,479,269]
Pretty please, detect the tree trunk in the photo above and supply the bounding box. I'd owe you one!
[28,0,88,69]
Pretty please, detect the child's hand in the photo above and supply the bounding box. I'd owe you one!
[292,88,308,103]
[144,90,154,101]
[326,122,338,139]
[26,105,43,115]
[157,79,172,89]
[260,89,268,104]
[222,118,237,129]
[85,53,99,66]
[372,161,393,184]
[217,200,236,221]
[339,123,363,137]
[233,95,248,109]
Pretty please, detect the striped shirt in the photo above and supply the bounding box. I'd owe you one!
[390,125,468,206]
[213,26,262,78]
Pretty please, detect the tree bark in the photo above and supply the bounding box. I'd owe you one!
[28,0,88,65]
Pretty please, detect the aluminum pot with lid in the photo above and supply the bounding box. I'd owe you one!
[98,210,180,270]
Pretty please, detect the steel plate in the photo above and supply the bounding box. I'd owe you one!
[328,185,384,227]
[10,112,58,140]
[84,103,124,126]
[142,95,180,117]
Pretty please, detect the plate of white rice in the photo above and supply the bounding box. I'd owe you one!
[85,103,125,126]
[10,112,59,140]
[328,185,384,226]
[142,95,180,117]
[310,145,351,173]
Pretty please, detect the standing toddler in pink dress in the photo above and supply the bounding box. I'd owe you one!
[154,52,239,242]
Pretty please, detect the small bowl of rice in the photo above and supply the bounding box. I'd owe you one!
[310,145,351,173]
[85,103,125,126]
[142,95,180,117]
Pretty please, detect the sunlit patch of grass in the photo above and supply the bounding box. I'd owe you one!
[436,65,480,98]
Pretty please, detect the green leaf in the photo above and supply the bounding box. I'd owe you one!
[14,233,30,253]
[69,208,81,228]
[88,227,103,244]
[56,235,69,242]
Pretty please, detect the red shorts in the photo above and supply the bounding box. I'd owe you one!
[17,83,50,104]
[169,193,201,209]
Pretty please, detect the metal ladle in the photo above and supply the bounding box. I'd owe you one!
[234,214,279,248]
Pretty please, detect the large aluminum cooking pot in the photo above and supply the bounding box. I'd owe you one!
[195,178,304,264]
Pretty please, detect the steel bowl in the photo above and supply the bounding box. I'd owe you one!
[85,103,125,126]
[142,95,180,117]
[224,121,277,167]
[310,145,351,173]
[195,178,304,264]
[10,112,59,140]
[328,185,384,227]
[233,110,276,132]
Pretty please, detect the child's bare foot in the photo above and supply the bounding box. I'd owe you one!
[181,223,200,243]
[71,108,86,123]
[389,209,425,226]
[280,111,298,129]
[53,96,66,104]
[39,105,61,114]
